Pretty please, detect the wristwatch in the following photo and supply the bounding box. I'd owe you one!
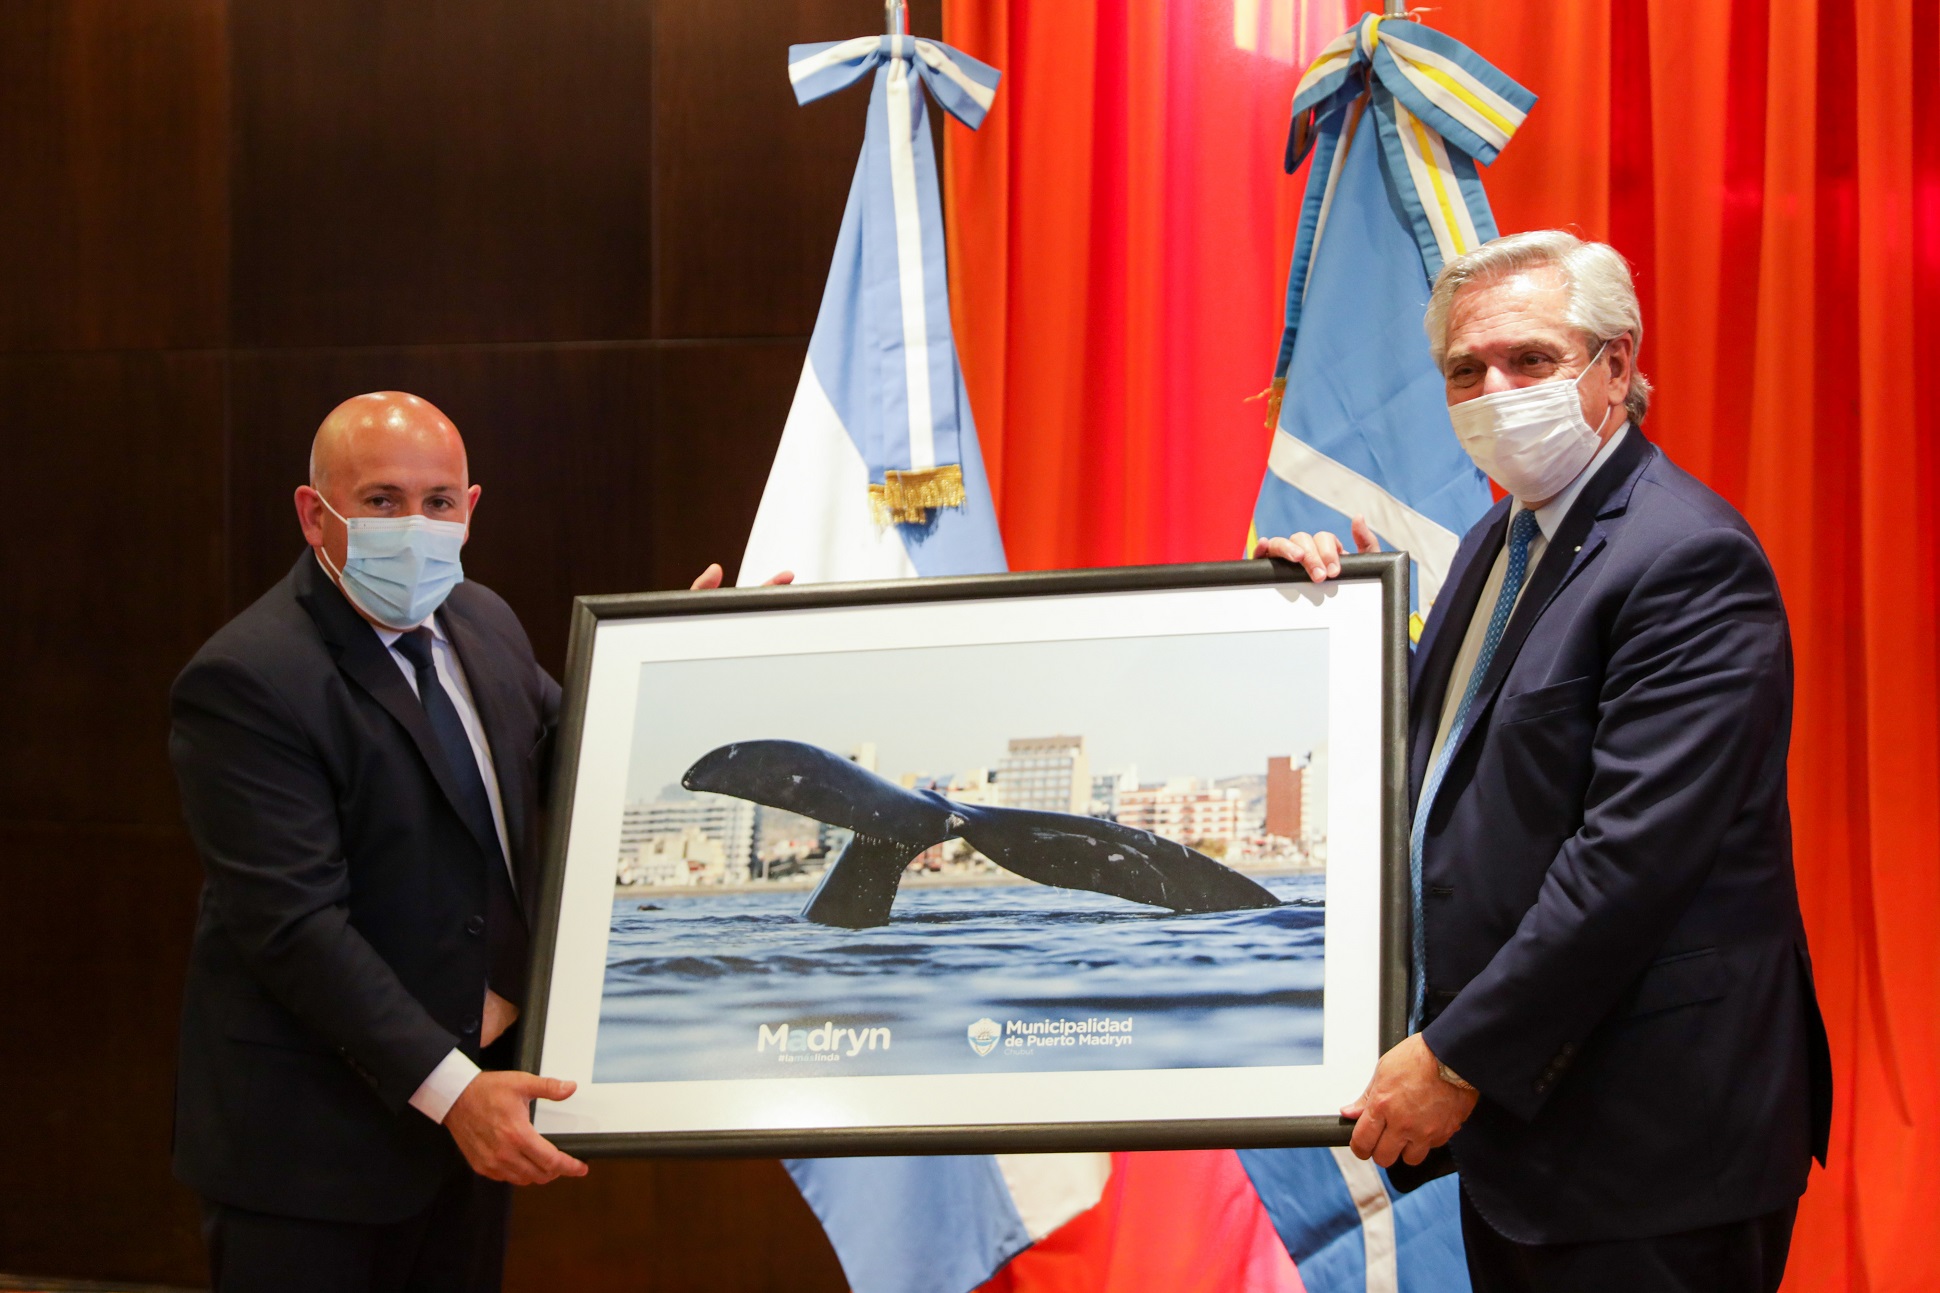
[1436,1060,1475,1091]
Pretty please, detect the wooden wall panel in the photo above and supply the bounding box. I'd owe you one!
[0,0,228,351]
[229,0,656,348]
[0,824,209,1286]
[650,0,946,340]
[0,352,229,827]
[504,1160,845,1292]
[3,0,860,1286]
[649,0,862,340]
[649,341,801,588]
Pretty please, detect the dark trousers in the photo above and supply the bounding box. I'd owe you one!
[202,1168,509,1293]
[1461,1185,1797,1293]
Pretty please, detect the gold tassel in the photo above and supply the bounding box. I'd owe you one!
[1247,378,1288,433]
[869,465,966,525]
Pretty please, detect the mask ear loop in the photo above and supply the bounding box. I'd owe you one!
[310,488,352,585]
[1577,339,1621,436]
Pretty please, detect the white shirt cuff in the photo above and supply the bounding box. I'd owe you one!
[408,1048,483,1124]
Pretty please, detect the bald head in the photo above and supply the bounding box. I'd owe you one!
[294,392,481,624]
[309,391,467,495]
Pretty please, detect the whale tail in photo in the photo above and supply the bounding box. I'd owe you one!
[800,834,931,928]
[682,739,1281,929]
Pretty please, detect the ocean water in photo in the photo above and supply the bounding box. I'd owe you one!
[591,873,1324,1082]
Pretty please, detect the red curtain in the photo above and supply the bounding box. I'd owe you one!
[941,2,1940,1288]
[940,1,1337,567]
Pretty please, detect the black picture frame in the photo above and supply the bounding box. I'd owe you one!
[518,554,1410,1158]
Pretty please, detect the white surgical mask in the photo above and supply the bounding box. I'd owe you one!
[1447,342,1618,504]
[314,493,467,630]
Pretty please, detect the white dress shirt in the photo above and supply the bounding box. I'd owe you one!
[357,600,513,1124]
[1425,424,1631,771]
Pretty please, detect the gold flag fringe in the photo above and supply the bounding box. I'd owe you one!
[869,464,966,525]
[1247,378,1288,433]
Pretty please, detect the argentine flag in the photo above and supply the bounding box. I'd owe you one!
[1250,15,1535,627]
[738,33,1006,586]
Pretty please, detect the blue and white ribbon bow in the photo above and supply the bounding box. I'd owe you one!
[787,34,999,525]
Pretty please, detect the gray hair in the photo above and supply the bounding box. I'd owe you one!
[1423,230,1653,425]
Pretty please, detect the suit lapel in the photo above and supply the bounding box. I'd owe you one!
[439,597,538,902]
[1409,500,1511,806]
[293,554,501,866]
[1437,431,1656,780]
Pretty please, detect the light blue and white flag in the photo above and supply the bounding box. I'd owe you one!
[739,33,1007,585]
[1235,18,1537,1290]
[788,1152,1112,1293]
[1240,1147,1471,1292]
[1249,14,1535,631]
[746,32,1047,1288]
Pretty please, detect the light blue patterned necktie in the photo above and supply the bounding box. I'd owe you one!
[1409,508,1541,1031]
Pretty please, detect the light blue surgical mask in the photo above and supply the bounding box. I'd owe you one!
[315,493,467,630]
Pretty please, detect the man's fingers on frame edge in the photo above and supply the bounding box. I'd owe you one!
[518,1126,582,1176]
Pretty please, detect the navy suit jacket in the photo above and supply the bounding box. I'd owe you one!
[169,553,560,1223]
[1413,429,1832,1244]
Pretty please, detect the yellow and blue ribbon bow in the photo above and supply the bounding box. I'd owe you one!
[1252,15,1534,619]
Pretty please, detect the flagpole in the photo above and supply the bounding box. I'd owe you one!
[1384,0,1407,15]
[885,0,905,35]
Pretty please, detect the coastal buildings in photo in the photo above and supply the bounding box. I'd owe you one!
[614,734,1328,891]
[615,795,756,885]
[996,735,1090,814]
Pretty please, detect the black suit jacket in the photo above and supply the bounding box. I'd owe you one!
[1412,429,1832,1244]
[169,553,560,1223]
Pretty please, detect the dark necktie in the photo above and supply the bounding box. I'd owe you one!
[393,627,529,1007]
[1408,507,1541,1030]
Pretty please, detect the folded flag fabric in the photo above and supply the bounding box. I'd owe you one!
[1248,14,1534,627]
[1239,1148,1469,1293]
[787,1153,1115,1293]
[790,1146,1470,1292]
[975,1152,1302,1293]
[738,32,1008,585]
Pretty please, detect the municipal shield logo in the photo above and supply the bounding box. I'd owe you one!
[967,1017,1001,1056]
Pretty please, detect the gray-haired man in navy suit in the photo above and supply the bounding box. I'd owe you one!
[1261,231,1831,1293]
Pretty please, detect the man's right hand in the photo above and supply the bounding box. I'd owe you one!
[690,562,794,590]
[444,1071,589,1185]
[1253,515,1380,583]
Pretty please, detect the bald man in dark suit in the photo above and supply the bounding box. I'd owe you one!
[171,392,783,1292]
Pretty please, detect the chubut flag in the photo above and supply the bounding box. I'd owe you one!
[738,32,1007,585]
[1249,14,1535,631]
[1228,16,1537,1290]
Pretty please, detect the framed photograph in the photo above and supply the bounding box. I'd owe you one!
[519,555,1409,1156]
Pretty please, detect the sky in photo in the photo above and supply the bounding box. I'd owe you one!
[623,627,1329,803]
